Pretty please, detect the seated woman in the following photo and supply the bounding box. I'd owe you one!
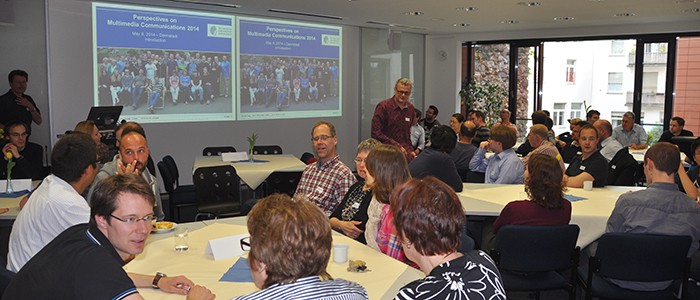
[392,177,506,300]
[449,113,465,140]
[493,154,572,234]
[364,144,411,262]
[565,124,608,187]
[469,125,524,184]
[330,138,381,244]
[232,194,368,300]
[74,120,111,164]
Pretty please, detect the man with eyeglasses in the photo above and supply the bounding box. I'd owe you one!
[4,174,215,300]
[1,120,44,180]
[0,70,42,132]
[294,121,356,216]
[89,129,164,220]
[371,77,416,161]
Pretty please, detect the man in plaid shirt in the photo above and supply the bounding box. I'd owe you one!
[294,121,356,216]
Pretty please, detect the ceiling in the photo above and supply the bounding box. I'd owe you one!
[175,0,700,35]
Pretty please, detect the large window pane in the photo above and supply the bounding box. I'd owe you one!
[640,42,667,145]
[471,44,509,125]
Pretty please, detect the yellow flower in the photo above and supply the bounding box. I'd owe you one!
[5,152,12,160]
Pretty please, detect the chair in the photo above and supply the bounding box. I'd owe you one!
[458,230,475,254]
[578,233,691,300]
[0,256,16,296]
[607,147,640,186]
[192,165,243,219]
[253,145,283,155]
[464,171,486,183]
[490,225,580,300]
[265,171,303,197]
[202,146,237,156]
[157,160,196,222]
[300,152,316,164]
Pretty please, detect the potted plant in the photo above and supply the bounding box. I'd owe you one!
[247,132,258,162]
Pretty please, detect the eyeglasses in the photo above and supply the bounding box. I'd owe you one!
[311,135,333,142]
[354,157,365,164]
[396,90,412,95]
[110,214,157,225]
[10,133,28,138]
[240,236,250,251]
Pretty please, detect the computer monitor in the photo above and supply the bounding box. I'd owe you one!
[87,106,123,131]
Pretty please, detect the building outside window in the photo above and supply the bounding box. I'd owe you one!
[607,72,623,93]
[553,103,566,126]
[565,59,576,84]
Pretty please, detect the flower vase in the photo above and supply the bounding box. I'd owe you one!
[248,149,254,163]
[5,177,13,194]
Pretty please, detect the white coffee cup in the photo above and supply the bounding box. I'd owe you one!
[333,244,349,263]
[583,180,593,191]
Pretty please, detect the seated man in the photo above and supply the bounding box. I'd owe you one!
[558,120,588,163]
[231,194,367,300]
[469,110,490,147]
[565,125,608,188]
[612,111,648,149]
[658,116,694,144]
[89,129,165,220]
[469,125,524,184]
[593,119,623,162]
[8,132,97,272]
[0,120,44,180]
[522,124,565,173]
[451,121,478,172]
[409,125,463,192]
[3,175,215,299]
[606,142,700,291]
[294,121,356,216]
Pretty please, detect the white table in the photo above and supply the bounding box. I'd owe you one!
[0,194,24,221]
[629,147,688,165]
[125,217,423,300]
[457,183,644,248]
[192,155,306,190]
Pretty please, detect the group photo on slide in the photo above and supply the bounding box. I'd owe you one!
[239,55,339,113]
[95,48,234,115]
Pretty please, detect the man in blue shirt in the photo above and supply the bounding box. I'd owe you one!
[613,111,648,150]
[469,125,524,184]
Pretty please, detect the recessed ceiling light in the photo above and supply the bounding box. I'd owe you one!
[675,0,698,3]
[430,18,445,21]
[456,6,479,12]
[517,2,541,7]
[500,20,520,24]
[403,11,424,16]
[613,12,636,17]
[453,23,470,27]
[683,7,700,12]
[554,16,575,21]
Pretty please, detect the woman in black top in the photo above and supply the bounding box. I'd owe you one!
[329,138,380,244]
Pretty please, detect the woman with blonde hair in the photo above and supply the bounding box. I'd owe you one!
[74,120,111,164]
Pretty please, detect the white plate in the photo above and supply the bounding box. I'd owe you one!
[152,222,177,234]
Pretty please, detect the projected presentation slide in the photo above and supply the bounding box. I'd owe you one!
[93,3,235,124]
[237,18,342,120]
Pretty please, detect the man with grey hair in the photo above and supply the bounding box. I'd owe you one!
[371,77,416,161]
[613,111,648,149]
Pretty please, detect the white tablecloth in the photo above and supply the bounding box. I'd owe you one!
[192,155,307,190]
[0,194,24,220]
[457,183,644,248]
[125,217,423,299]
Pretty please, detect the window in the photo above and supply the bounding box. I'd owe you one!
[607,72,623,93]
[642,72,658,93]
[565,59,576,83]
[553,103,566,126]
[611,111,625,127]
[570,102,583,120]
[611,40,624,55]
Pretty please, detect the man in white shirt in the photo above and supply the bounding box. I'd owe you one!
[594,119,623,162]
[7,133,98,272]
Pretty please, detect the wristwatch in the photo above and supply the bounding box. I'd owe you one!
[152,272,167,289]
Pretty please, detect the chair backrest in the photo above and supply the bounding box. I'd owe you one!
[192,165,242,215]
[202,146,237,156]
[493,224,580,272]
[265,171,303,197]
[458,231,475,254]
[253,145,283,155]
[594,232,691,282]
[607,147,639,186]
[157,160,175,193]
[300,152,316,164]
[162,155,180,187]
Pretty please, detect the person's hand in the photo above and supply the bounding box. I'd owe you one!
[0,208,9,214]
[337,220,363,239]
[15,96,34,110]
[19,195,29,209]
[186,285,216,300]
[116,159,140,175]
[158,275,195,295]
[3,143,20,160]
[479,141,490,150]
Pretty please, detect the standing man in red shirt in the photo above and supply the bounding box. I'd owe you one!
[371,77,415,161]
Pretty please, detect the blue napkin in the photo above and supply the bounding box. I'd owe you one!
[219,257,253,282]
[564,194,586,202]
[0,190,30,198]
[235,159,269,163]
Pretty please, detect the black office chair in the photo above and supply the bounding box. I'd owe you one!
[578,233,691,300]
[265,171,303,197]
[157,160,196,222]
[252,145,283,155]
[464,171,486,183]
[0,256,16,296]
[607,147,640,186]
[192,165,243,219]
[458,230,475,254]
[491,224,580,300]
[202,146,237,156]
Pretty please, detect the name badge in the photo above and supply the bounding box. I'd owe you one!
[405,117,411,122]
[315,187,324,194]
[579,165,586,171]
[351,202,361,209]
